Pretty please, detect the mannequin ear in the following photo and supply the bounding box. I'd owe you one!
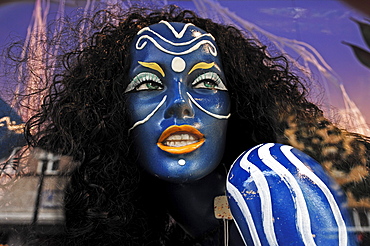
[226,143,357,245]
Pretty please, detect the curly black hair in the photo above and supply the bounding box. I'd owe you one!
[22,5,370,246]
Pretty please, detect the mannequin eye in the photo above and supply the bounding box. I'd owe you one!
[125,72,163,93]
[192,72,227,91]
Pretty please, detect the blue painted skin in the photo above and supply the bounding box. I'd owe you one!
[227,143,358,246]
[125,22,230,183]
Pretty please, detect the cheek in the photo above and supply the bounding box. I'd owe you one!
[125,94,167,155]
[204,119,229,146]
[125,93,166,126]
[127,102,146,125]
[192,90,230,115]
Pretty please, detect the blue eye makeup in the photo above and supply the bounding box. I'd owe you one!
[125,72,163,93]
[192,72,227,91]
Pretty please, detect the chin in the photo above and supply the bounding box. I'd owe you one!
[139,152,222,183]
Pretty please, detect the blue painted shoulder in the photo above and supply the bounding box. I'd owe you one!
[226,143,357,246]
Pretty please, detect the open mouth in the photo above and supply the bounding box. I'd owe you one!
[157,125,205,154]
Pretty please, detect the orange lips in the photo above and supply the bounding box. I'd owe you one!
[157,125,205,154]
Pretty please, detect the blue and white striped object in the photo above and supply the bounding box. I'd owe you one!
[226,143,357,246]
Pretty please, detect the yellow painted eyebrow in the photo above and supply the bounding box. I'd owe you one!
[188,62,215,75]
[138,61,165,77]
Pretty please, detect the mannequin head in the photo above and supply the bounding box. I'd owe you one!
[125,21,230,182]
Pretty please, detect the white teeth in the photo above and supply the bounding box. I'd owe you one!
[164,140,198,147]
[166,133,196,141]
[171,135,181,140]
[163,133,199,147]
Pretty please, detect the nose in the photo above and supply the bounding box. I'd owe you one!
[164,81,194,119]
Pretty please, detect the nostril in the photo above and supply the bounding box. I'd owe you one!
[164,108,174,119]
[183,109,191,117]
[164,103,194,119]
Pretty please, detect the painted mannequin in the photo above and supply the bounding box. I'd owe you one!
[126,20,243,244]
[22,6,370,245]
[125,21,357,245]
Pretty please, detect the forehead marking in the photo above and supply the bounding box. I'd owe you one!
[137,22,194,39]
[159,21,194,39]
[136,21,217,56]
[138,21,215,42]
[138,61,165,77]
[171,57,186,72]
[188,62,215,75]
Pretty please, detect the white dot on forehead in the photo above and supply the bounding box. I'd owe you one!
[171,57,186,72]
[178,159,186,166]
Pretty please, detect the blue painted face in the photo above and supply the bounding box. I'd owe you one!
[125,21,231,183]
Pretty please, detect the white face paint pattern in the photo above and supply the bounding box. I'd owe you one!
[171,57,186,72]
[178,159,186,166]
[128,91,230,134]
[138,21,196,39]
[129,21,229,132]
[135,21,217,56]
[136,37,217,56]
[128,95,167,133]
[186,92,231,119]
[137,21,215,42]
[158,21,196,39]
